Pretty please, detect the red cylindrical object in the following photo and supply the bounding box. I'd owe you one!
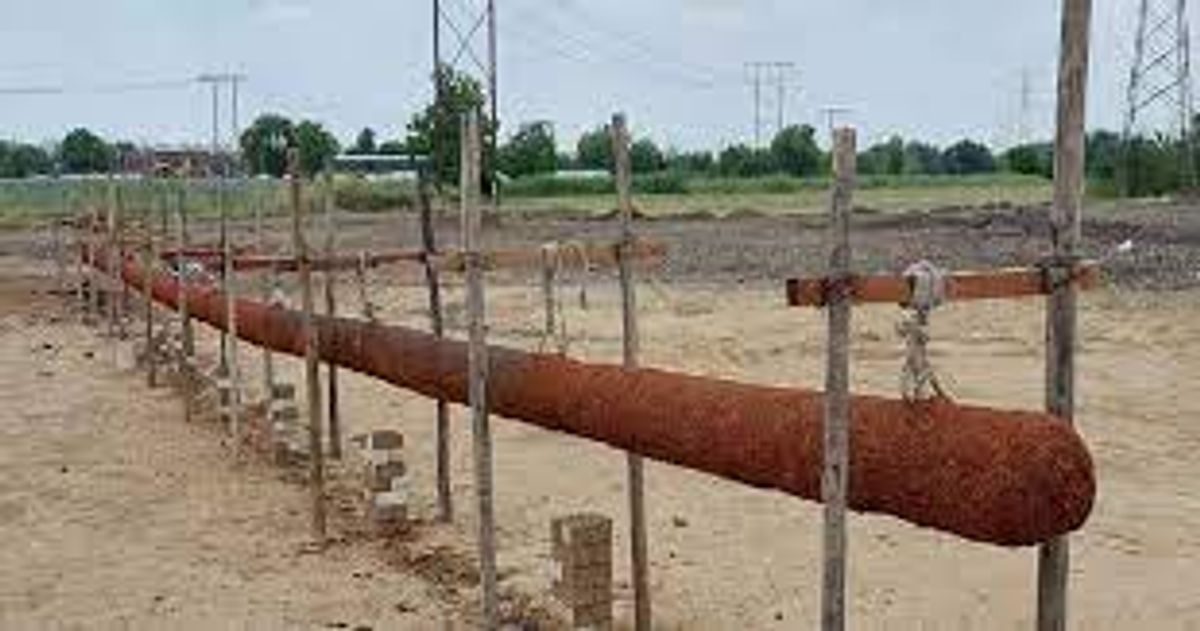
[112,252,1094,547]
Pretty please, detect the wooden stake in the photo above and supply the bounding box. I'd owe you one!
[106,182,119,339]
[221,177,244,460]
[175,186,194,423]
[254,185,277,405]
[290,149,327,545]
[1039,0,1092,629]
[322,170,342,461]
[114,184,129,340]
[541,246,557,348]
[144,196,158,389]
[612,113,651,631]
[822,127,857,631]
[463,111,498,628]
[418,170,454,523]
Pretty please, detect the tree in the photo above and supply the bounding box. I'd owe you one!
[1002,143,1053,178]
[59,128,113,174]
[351,127,377,155]
[903,141,944,174]
[406,65,492,187]
[665,150,715,174]
[718,144,775,177]
[859,135,906,176]
[240,114,294,177]
[576,125,613,171]
[497,121,557,178]
[941,139,996,174]
[630,138,665,173]
[377,139,407,155]
[294,120,340,176]
[0,142,53,178]
[770,125,821,176]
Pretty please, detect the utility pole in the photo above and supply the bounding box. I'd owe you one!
[821,107,854,136]
[1019,67,1034,145]
[747,61,795,145]
[432,0,497,195]
[1122,0,1195,193]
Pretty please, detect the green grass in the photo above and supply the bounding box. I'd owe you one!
[0,173,1054,228]
[504,174,1054,218]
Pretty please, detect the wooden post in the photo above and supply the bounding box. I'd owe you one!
[114,184,128,340]
[290,149,327,546]
[612,113,651,631]
[822,127,856,631]
[322,169,342,461]
[106,182,118,339]
[418,170,453,523]
[144,201,158,388]
[463,110,498,628]
[254,184,277,406]
[1039,0,1092,629]
[541,246,557,347]
[221,177,244,460]
[175,185,194,423]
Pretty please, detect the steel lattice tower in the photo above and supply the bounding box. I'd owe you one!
[1123,0,1196,192]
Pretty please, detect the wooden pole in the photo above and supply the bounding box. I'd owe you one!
[290,149,327,546]
[114,184,128,340]
[822,127,857,631]
[144,196,158,388]
[418,170,454,523]
[322,170,342,461]
[541,246,557,348]
[175,185,194,423]
[463,110,498,628]
[1039,0,1092,629]
[221,177,244,460]
[612,113,651,631]
[254,184,277,403]
[106,181,118,339]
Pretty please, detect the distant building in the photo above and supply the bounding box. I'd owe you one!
[118,146,237,178]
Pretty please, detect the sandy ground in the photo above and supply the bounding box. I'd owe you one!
[2,206,1200,629]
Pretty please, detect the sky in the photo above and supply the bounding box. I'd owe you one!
[0,0,1189,152]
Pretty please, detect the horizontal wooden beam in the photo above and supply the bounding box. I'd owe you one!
[786,262,1101,307]
[160,240,668,274]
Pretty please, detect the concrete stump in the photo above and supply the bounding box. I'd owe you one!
[551,513,614,629]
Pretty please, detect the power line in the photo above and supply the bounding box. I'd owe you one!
[0,77,196,96]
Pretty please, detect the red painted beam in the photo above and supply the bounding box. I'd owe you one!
[787,263,1102,307]
[105,250,1094,547]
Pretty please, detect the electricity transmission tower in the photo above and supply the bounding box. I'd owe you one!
[746,61,795,146]
[1123,0,1196,193]
[196,73,246,175]
[432,0,498,192]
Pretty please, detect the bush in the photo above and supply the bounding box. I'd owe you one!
[333,178,414,212]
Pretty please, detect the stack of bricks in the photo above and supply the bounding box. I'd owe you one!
[551,513,614,630]
[268,382,304,465]
[356,430,408,536]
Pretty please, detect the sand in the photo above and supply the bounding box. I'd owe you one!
[1,227,1199,629]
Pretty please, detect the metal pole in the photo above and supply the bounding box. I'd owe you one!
[1039,0,1092,628]
[463,110,498,628]
[418,170,454,523]
[613,113,651,631]
[290,148,327,546]
[322,169,342,461]
[822,127,857,631]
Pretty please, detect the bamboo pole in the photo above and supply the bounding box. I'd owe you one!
[822,127,857,631]
[418,170,454,523]
[322,169,342,461]
[175,185,194,423]
[1039,0,1092,628]
[290,149,327,546]
[221,177,244,460]
[254,184,277,404]
[611,114,651,631]
[144,197,158,388]
[463,111,498,628]
[415,170,451,523]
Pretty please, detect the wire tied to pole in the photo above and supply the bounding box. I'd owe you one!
[898,260,951,402]
[538,240,593,355]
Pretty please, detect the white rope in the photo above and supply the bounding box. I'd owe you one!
[897,260,951,402]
